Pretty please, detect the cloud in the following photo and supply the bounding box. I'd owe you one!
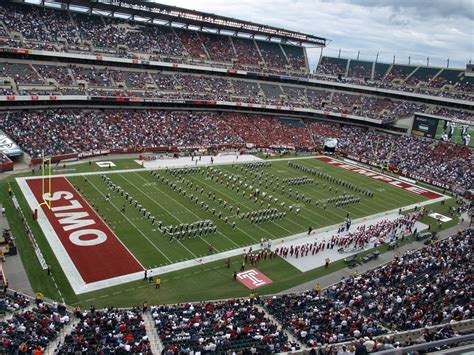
[153,0,473,69]
[338,0,474,21]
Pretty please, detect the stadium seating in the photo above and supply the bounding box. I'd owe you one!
[202,33,236,63]
[347,59,373,79]
[404,66,442,86]
[331,230,472,332]
[0,302,68,353]
[262,229,472,347]
[428,69,463,88]
[232,37,263,67]
[0,229,470,354]
[314,56,473,101]
[316,56,348,76]
[281,44,306,71]
[0,292,30,316]
[373,62,391,81]
[0,58,471,123]
[385,64,416,82]
[1,109,471,190]
[151,299,298,353]
[0,2,472,355]
[338,125,472,190]
[0,2,308,74]
[56,307,150,353]
[257,41,288,69]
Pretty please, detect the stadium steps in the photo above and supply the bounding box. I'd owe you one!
[254,304,304,349]
[404,66,420,83]
[253,39,266,66]
[143,311,163,354]
[278,43,290,64]
[197,33,212,61]
[0,21,10,39]
[382,64,393,81]
[44,316,75,355]
[29,64,43,84]
[228,36,238,58]
[303,49,310,73]
[344,59,350,77]
[429,68,444,84]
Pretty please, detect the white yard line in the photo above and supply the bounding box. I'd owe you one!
[133,171,240,249]
[15,154,450,294]
[86,176,175,264]
[121,172,209,256]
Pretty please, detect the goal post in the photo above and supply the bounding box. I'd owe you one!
[37,151,53,210]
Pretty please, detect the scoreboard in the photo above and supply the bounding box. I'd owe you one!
[411,115,439,138]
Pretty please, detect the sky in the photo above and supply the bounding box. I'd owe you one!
[153,0,474,70]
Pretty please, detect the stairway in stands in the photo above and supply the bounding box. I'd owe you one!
[143,311,162,353]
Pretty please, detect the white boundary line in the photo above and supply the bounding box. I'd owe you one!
[16,178,86,293]
[22,154,452,200]
[15,155,451,295]
[16,177,146,295]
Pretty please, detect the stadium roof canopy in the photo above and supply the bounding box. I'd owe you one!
[19,0,327,46]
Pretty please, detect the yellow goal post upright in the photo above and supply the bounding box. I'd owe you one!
[36,151,53,210]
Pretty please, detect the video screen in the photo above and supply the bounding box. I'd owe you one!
[412,115,472,147]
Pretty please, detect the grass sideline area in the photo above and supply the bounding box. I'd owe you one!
[3,156,460,307]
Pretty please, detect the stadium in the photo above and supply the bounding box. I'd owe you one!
[0,0,472,353]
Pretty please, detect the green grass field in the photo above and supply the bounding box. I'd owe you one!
[67,158,427,269]
[5,156,460,307]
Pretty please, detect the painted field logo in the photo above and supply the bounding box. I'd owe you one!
[96,161,116,168]
[237,269,272,289]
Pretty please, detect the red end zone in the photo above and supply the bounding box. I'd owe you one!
[315,156,442,200]
[26,177,143,284]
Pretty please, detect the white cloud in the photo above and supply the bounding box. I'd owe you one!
[154,0,473,69]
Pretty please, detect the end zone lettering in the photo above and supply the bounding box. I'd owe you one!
[25,177,142,284]
[315,156,441,200]
[42,191,107,247]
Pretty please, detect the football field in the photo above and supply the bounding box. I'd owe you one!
[17,155,444,296]
[434,120,473,147]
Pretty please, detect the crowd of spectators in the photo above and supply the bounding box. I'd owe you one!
[1,1,472,104]
[0,2,307,73]
[1,109,472,190]
[232,38,263,67]
[3,60,471,124]
[202,34,236,63]
[151,299,298,353]
[262,228,472,348]
[0,228,469,354]
[314,56,474,101]
[328,229,472,332]
[0,292,30,315]
[0,301,68,353]
[262,289,387,347]
[318,324,467,354]
[56,307,150,353]
[432,107,473,121]
[336,125,472,190]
